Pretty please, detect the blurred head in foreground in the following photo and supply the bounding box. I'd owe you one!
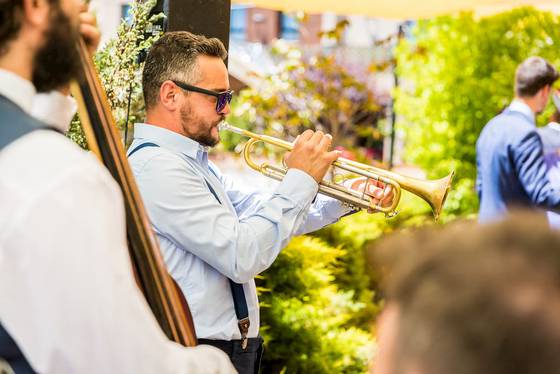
[372,213,560,374]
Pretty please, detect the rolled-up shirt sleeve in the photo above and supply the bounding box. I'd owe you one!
[217,167,353,237]
[294,193,354,234]
[137,153,319,283]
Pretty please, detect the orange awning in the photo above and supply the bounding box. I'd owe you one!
[231,0,560,19]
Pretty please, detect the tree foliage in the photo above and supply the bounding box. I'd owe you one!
[258,236,374,373]
[227,40,383,154]
[67,0,162,148]
[394,7,560,218]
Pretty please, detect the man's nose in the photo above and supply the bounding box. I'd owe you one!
[219,102,231,116]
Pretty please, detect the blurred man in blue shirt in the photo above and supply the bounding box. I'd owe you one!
[476,56,560,223]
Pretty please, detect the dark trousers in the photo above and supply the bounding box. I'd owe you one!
[0,323,35,374]
[198,337,263,374]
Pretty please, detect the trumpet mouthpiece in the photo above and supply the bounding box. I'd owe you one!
[218,122,249,136]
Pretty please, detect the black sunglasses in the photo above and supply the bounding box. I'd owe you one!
[172,80,233,113]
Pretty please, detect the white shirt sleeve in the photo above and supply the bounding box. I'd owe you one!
[137,154,318,284]
[31,91,77,132]
[294,193,354,235]
[0,149,235,374]
[218,167,353,235]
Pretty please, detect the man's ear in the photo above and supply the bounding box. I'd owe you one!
[159,80,183,110]
[21,0,50,28]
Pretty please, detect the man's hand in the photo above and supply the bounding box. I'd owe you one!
[284,130,339,183]
[57,5,100,95]
[345,177,394,213]
[79,4,101,58]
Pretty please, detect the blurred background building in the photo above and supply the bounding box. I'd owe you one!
[90,1,406,165]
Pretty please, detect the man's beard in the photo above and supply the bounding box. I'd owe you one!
[32,2,82,93]
[180,103,222,147]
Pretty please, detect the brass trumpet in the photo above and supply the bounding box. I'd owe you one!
[219,122,454,220]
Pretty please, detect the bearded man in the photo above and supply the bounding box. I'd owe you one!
[128,31,392,373]
[0,1,234,373]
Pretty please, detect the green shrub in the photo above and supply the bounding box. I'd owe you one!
[258,192,443,373]
[317,191,436,287]
[66,0,162,149]
[258,236,373,373]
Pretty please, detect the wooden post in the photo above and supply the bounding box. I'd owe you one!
[163,0,232,53]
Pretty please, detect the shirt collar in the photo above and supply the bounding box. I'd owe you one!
[508,99,535,124]
[133,123,209,160]
[0,68,36,114]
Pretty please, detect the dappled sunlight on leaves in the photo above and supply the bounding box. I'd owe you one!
[395,7,560,217]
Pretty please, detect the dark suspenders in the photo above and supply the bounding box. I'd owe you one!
[128,142,251,348]
[126,141,159,158]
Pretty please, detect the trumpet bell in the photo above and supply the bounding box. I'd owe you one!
[403,171,454,220]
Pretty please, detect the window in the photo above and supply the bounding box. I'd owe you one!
[230,5,248,40]
[280,13,299,41]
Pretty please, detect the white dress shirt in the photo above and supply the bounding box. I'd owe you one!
[0,69,235,373]
[128,123,352,340]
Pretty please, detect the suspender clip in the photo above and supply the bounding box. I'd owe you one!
[238,317,250,350]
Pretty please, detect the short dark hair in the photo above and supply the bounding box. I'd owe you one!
[142,31,228,109]
[375,213,560,374]
[0,0,57,57]
[515,56,559,97]
[0,0,24,56]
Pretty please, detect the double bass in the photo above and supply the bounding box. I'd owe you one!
[71,39,197,346]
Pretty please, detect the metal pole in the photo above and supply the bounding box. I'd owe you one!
[388,23,405,169]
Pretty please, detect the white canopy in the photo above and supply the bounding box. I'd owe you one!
[231,0,560,19]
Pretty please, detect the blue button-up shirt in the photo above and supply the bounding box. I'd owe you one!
[128,124,351,340]
[476,100,560,223]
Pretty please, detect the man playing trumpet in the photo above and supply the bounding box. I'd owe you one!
[128,31,392,373]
